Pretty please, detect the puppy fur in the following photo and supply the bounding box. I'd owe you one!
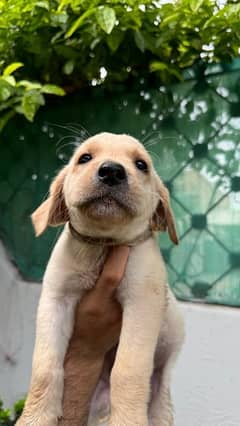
[17,133,185,426]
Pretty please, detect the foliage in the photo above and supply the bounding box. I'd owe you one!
[0,399,25,425]
[0,63,65,129]
[0,0,240,128]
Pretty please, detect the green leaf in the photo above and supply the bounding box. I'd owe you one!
[36,1,49,10]
[41,84,65,95]
[150,61,182,79]
[224,3,240,18]
[3,62,24,77]
[190,0,204,12]
[0,95,21,112]
[13,399,25,417]
[150,61,168,72]
[14,105,23,114]
[107,30,124,53]
[66,9,95,38]
[134,30,145,53]
[168,68,182,80]
[90,37,101,50]
[161,12,179,28]
[18,80,42,90]
[96,6,116,35]
[63,60,75,75]
[0,408,11,421]
[50,11,68,26]
[57,0,70,13]
[21,90,45,121]
[0,110,15,131]
[202,15,216,29]
[2,75,16,86]
[0,79,13,101]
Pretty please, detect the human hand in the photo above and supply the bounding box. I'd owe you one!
[70,246,130,359]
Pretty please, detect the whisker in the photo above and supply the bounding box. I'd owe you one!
[56,135,81,148]
[56,139,79,155]
[49,122,91,139]
[142,130,163,144]
[144,136,179,149]
[144,140,159,149]
[65,122,92,137]
[49,123,82,139]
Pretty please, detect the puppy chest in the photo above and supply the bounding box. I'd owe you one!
[117,252,166,303]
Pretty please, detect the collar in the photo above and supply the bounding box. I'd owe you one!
[68,222,153,247]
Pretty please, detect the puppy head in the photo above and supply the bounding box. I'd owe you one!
[32,132,178,243]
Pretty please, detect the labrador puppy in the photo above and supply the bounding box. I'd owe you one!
[17,132,184,426]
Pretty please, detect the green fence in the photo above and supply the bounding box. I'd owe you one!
[0,68,240,306]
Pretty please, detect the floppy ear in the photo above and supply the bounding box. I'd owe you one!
[31,167,69,236]
[151,176,179,245]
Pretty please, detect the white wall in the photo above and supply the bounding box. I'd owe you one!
[0,243,41,406]
[0,242,240,425]
[172,303,240,426]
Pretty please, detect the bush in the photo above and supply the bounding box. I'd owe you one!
[0,0,240,128]
[0,399,25,425]
[0,63,65,130]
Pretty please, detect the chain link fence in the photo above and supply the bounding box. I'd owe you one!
[0,68,240,305]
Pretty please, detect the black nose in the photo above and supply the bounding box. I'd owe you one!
[98,161,127,186]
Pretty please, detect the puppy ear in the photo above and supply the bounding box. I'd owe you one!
[151,176,179,245]
[31,167,69,236]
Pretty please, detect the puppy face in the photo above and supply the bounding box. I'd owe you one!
[32,132,178,243]
[65,133,155,224]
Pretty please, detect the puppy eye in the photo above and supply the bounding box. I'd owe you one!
[78,153,92,164]
[135,159,148,172]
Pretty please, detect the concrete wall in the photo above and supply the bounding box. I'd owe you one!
[173,303,240,426]
[0,243,41,406]
[0,242,240,425]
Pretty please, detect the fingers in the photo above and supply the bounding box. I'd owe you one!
[95,246,130,297]
[103,246,130,279]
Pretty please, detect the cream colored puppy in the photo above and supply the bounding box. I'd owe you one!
[17,132,184,426]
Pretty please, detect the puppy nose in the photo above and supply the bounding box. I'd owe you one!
[98,161,127,186]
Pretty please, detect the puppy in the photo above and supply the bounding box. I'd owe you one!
[17,132,184,426]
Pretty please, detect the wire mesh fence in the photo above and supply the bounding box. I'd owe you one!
[0,68,240,305]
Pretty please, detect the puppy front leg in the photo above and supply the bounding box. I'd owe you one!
[16,292,77,426]
[109,290,163,426]
[149,357,175,426]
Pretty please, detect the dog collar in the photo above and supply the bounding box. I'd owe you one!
[68,222,153,247]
